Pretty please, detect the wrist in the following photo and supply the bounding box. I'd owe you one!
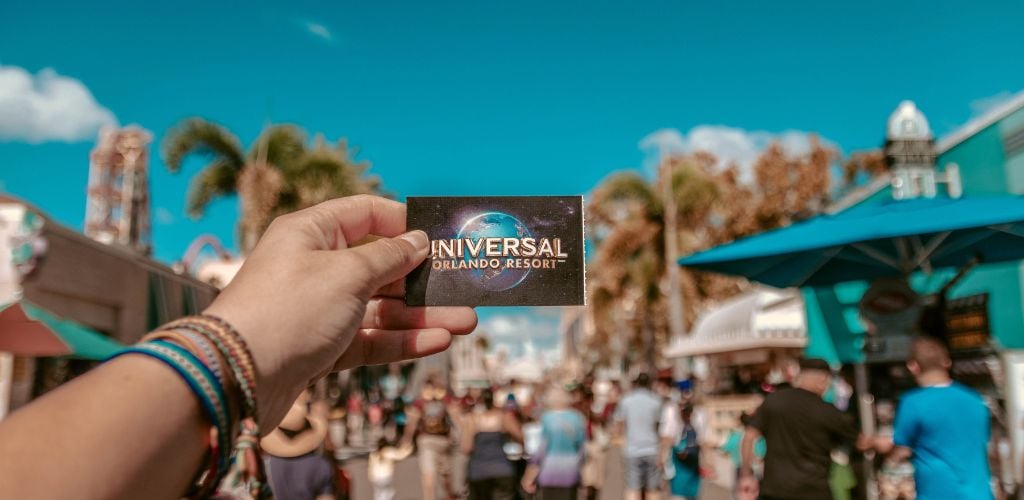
[201,301,301,431]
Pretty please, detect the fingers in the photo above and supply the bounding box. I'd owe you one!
[343,231,430,296]
[267,195,407,251]
[334,328,452,371]
[374,278,406,299]
[362,298,477,334]
[310,195,407,247]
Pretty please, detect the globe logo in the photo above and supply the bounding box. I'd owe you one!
[457,212,533,291]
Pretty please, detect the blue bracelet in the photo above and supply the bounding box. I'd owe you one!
[107,341,232,474]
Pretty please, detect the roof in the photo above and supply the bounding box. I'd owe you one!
[830,91,1024,211]
[937,90,1024,154]
[664,287,805,358]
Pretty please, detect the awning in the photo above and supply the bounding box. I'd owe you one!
[679,196,1024,288]
[0,301,124,360]
[665,288,806,358]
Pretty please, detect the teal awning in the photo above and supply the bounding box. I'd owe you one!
[0,301,123,360]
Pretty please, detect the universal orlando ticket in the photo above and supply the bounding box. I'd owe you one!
[405,196,586,307]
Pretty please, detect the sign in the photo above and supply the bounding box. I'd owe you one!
[860,278,921,337]
[944,293,991,352]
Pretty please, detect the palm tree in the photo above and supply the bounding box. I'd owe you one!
[586,138,838,371]
[587,160,719,369]
[162,118,382,252]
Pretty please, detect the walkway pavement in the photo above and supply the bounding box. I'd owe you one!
[340,444,730,499]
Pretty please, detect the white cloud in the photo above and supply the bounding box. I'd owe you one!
[969,90,1017,118]
[639,125,832,182]
[0,65,117,143]
[302,21,334,43]
[155,207,176,225]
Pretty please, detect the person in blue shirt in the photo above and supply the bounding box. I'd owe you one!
[520,385,587,499]
[867,336,992,500]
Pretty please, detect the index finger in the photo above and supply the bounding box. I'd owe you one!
[297,195,407,250]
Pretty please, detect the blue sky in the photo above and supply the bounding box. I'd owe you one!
[2,0,1023,359]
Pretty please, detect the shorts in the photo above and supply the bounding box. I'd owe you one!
[417,434,451,476]
[625,455,662,491]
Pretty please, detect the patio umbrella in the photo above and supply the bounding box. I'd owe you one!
[679,196,1024,287]
[0,301,123,360]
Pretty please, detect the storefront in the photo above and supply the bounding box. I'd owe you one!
[678,94,1024,494]
[665,287,805,489]
[0,196,218,419]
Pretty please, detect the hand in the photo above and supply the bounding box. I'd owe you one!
[204,196,477,430]
[856,433,874,452]
[656,455,666,470]
[521,479,536,494]
[736,471,759,500]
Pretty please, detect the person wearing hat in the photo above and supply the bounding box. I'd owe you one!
[260,390,335,500]
[739,358,859,500]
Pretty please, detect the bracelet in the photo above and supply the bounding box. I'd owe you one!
[164,316,259,426]
[157,315,268,498]
[143,328,240,437]
[107,341,233,474]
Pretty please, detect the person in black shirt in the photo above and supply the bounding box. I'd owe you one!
[739,358,859,500]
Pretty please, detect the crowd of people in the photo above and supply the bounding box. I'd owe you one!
[260,336,1000,500]
[321,367,711,500]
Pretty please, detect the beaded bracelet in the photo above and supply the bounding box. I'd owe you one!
[107,341,232,473]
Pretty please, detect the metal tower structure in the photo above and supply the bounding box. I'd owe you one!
[84,126,153,254]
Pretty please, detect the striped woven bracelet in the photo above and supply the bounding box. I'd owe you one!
[107,341,233,474]
[164,316,259,427]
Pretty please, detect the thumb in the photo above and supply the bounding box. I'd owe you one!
[344,230,429,296]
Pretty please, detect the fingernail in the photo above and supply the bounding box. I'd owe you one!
[399,230,429,252]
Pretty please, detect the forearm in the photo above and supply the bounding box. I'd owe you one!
[740,430,757,473]
[659,436,672,461]
[522,464,540,485]
[0,355,207,499]
[401,413,419,445]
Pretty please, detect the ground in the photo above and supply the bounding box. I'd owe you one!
[341,445,730,500]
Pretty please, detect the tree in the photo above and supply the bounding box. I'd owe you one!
[162,118,382,252]
[585,136,838,369]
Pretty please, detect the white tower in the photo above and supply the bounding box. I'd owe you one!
[84,126,153,254]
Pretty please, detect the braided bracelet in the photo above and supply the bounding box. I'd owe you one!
[164,316,258,425]
[158,315,267,497]
[108,341,232,473]
[143,328,240,438]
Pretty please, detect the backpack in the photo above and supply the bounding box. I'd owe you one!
[421,399,451,435]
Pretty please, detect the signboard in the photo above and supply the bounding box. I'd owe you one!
[944,293,991,353]
[859,278,921,337]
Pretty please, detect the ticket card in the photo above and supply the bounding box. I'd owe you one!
[405,196,585,306]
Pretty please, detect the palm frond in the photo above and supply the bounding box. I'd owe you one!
[282,138,370,210]
[250,124,307,171]
[185,158,240,218]
[162,118,245,173]
[588,171,661,225]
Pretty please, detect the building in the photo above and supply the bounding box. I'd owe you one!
[0,197,218,419]
[449,333,490,393]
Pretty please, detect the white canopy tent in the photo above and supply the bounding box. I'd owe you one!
[665,287,807,358]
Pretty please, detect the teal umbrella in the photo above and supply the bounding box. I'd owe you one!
[680,196,1024,287]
